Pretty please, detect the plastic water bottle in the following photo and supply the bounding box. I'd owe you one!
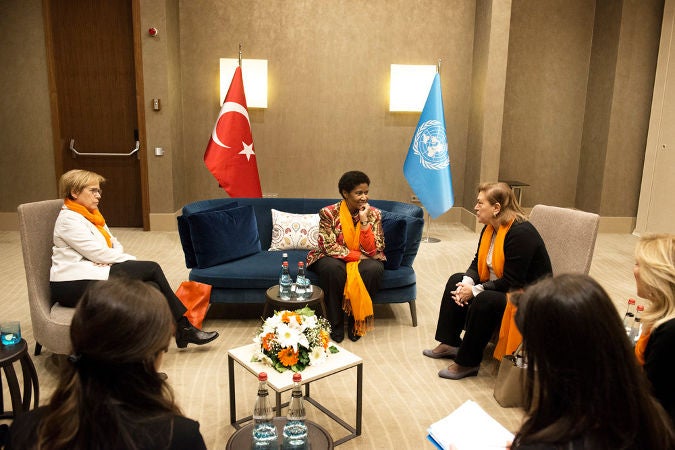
[295,262,307,300]
[279,262,292,301]
[623,298,637,335]
[282,373,308,450]
[629,304,645,346]
[252,372,279,449]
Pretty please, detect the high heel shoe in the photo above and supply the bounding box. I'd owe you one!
[175,317,219,348]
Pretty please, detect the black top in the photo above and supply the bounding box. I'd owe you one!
[644,317,675,425]
[466,221,552,291]
[6,406,207,450]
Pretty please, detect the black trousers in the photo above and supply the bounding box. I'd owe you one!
[50,260,188,321]
[309,257,384,333]
[434,272,507,367]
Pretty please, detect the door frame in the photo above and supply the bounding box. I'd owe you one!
[42,0,150,230]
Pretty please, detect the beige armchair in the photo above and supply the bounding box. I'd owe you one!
[529,204,600,275]
[17,199,74,356]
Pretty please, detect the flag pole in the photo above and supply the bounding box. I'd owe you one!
[238,43,242,66]
[420,58,443,244]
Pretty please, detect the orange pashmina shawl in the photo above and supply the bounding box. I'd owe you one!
[64,198,112,248]
[339,200,374,336]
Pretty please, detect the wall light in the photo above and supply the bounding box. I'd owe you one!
[220,58,268,108]
[389,64,437,112]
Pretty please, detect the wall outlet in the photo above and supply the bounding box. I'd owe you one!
[263,192,279,198]
[410,195,420,203]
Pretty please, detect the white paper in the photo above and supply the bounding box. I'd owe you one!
[427,400,514,450]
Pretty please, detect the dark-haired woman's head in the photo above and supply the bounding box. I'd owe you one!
[514,274,674,447]
[338,171,370,199]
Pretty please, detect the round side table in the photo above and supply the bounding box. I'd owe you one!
[264,285,326,318]
[0,339,39,419]
[226,418,333,449]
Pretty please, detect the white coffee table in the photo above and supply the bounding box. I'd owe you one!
[227,342,363,445]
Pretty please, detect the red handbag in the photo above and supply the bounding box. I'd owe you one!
[175,281,211,329]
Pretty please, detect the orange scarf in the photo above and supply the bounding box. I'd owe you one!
[635,328,651,366]
[340,200,374,336]
[64,198,112,248]
[475,219,523,360]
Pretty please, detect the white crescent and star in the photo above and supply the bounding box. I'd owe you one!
[211,101,256,161]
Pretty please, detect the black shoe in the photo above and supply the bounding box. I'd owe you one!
[347,315,361,342]
[175,317,219,348]
[158,372,168,381]
[330,331,344,343]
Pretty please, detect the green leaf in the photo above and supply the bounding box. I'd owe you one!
[328,345,340,354]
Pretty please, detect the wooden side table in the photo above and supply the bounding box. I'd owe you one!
[226,417,334,449]
[264,285,326,318]
[0,339,39,419]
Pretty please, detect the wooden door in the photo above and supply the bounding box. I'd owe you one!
[44,0,144,227]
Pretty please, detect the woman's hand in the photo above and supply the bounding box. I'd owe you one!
[358,203,370,224]
[452,282,474,306]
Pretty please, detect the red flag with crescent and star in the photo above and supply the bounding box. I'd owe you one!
[204,66,262,197]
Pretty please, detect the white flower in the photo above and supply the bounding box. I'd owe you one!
[251,350,273,366]
[309,346,327,366]
[276,323,302,351]
[301,314,317,330]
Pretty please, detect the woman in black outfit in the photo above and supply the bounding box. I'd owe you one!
[423,182,551,379]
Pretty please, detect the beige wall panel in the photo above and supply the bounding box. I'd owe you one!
[0,0,57,209]
[501,0,595,208]
[176,0,475,210]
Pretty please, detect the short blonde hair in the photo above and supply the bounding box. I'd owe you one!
[59,169,105,200]
[635,234,675,329]
[477,182,527,226]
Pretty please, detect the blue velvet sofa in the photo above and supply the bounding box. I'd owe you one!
[177,198,424,326]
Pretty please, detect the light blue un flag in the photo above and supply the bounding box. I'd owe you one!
[403,73,454,219]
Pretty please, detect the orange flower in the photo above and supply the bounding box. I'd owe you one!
[261,332,276,351]
[277,347,299,367]
[281,311,302,325]
[320,330,329,349]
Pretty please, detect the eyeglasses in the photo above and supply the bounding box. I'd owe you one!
[87,188,103,196]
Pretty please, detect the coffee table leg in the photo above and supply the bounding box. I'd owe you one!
[228,355,237,426]
[356,362,363,436]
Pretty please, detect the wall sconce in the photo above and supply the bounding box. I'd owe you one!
[389,64,437,112]
[220,58,268,108]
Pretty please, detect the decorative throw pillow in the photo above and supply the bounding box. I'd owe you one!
[177,201,239,268]
[380,210,409,270]
[187,205,261,269]
[269,209,320,250]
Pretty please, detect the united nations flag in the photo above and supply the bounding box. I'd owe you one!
[403,72,454,218]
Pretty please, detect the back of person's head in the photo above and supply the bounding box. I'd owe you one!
[59,169,105,200]
[477,182,526,225]
[635,234,675,329]
[338,170,370,196]
[38,278,179,450]
[513,274,675,449]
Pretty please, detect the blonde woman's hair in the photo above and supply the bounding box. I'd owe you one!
[59,169,105,200]
[635,234,675,330]
[477,182,527,226]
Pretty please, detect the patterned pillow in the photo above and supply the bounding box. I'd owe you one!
[269,209,320,250]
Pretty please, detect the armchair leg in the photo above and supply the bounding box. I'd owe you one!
[34,342,42,356]
[408,300,417,327]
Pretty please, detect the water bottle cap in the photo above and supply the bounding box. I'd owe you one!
[258,372,268,381]
[282,253,288,257]
[298,261,304,267]
[282,261,289,267]
[293,373,302,382]
[637,305,645,311]
[628,298,636,304]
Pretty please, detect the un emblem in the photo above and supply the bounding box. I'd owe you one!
[412,120,449,170]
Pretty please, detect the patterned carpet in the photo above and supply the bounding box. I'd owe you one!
[0,222,639,448]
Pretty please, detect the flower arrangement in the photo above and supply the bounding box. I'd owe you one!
[251,307,338,373]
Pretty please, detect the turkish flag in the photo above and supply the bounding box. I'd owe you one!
[204,66,262,197]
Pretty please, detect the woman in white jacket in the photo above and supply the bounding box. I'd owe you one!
[50,169,218,348]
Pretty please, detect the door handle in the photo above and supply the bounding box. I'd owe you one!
[70,138,140,159]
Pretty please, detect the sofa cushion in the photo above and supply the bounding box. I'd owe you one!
[269,209,320,250]
[187,205,261,269]
[177,201,239,268]
[380,210,408,270]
